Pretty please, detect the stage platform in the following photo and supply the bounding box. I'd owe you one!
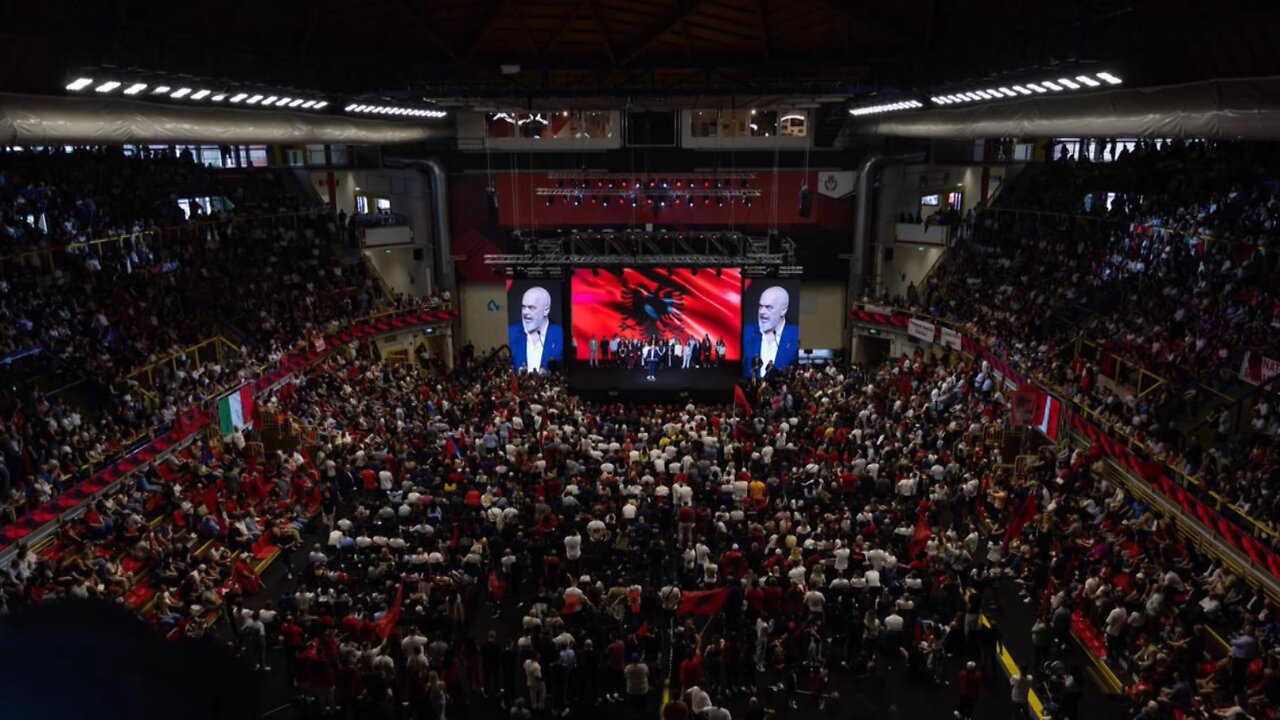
[567,364,741,403]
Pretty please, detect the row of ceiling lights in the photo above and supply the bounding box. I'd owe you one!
[66,77,330,110]
[66,75,448,119]
[931,71,1123,105]
[849,70,1124,117]
[345,104,447,118]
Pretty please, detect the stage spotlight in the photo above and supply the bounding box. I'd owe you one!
[545,197,554,206]
[716,196,724,207]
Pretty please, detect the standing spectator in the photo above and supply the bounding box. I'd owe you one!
[625,653,650,714]
[956,661,982,720]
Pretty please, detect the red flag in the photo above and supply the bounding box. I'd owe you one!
[907,513,932,557]
[375,583,404,639]
[445,436,462,459]
[733,385,752,416]
[677,588,730,617]
[1003,492,1037,551]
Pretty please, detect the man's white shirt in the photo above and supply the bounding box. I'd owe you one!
[526,321,547,370]
[759,319,784,375]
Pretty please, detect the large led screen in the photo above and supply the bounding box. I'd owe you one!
[571,268,742,361]
[742,278,801,377]
[507,278,565,372]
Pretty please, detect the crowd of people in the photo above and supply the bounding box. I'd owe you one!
[890,140,1280,543]
[0,146,396,515]
[0,141,1278,720]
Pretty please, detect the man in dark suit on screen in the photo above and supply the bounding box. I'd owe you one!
[743,285,799,378]
[508,286,563,373]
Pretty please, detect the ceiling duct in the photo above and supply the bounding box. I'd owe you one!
[853,76,1280,140]
[0,92,451,144]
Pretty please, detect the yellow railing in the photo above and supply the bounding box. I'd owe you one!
[1072,337,1167,399]
[126,336,242,403]
[360,250,396,302]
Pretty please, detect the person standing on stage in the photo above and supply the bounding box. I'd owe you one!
[684,336,696,369]
[589,335,599,368]
[701,333,712,366]
[715,337,726,367]
[667,335,678,368]
[609,335,620,367]
[645,342,659,381]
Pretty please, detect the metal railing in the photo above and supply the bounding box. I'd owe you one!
[125,336,243,405]
[1071,337,1167,399]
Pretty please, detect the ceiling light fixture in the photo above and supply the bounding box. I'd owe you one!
[170,87,192,98]
[1056,78,1080,89]
[211,93,226,101]
[189,89,210,100]
[1041,80,1062,91]
[246,94,264,104]
[151,85,171,95]
[230,93,248,102]
[1075,75,1100,87]
[66,77,94,91]
[1096,72,1123,85]
[848,99,923,117]
[123,83,148,95]
[94,81,121,93]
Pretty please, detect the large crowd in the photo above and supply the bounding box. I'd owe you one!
[0,143,1278,720]
[893,140,1280,542]
[0,147,395,513]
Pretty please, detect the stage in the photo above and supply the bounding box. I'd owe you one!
[567,363,741,403]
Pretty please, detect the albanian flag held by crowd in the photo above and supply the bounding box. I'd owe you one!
[677,588,731,617]
[570,268,742,361]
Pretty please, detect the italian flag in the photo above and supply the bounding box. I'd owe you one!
[218,385,254,436]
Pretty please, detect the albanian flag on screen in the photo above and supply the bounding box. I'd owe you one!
[571,268,741,360]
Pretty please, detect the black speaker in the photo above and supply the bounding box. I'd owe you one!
[884,247,894,262]
[413,248,424,261]
[798,186,812,217]
[486,187,499,220]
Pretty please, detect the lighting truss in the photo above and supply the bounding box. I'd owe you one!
[930,71,1123,106]
[544,172,758,182]
[535,188,762,199]
[483,231,789,268]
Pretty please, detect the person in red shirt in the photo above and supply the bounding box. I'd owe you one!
[956,660,982,719]
[280,615,304,679]
[678,643,704,694]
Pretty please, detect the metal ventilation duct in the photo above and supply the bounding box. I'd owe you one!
[854,76,1280,140]
[0,92,451,144]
